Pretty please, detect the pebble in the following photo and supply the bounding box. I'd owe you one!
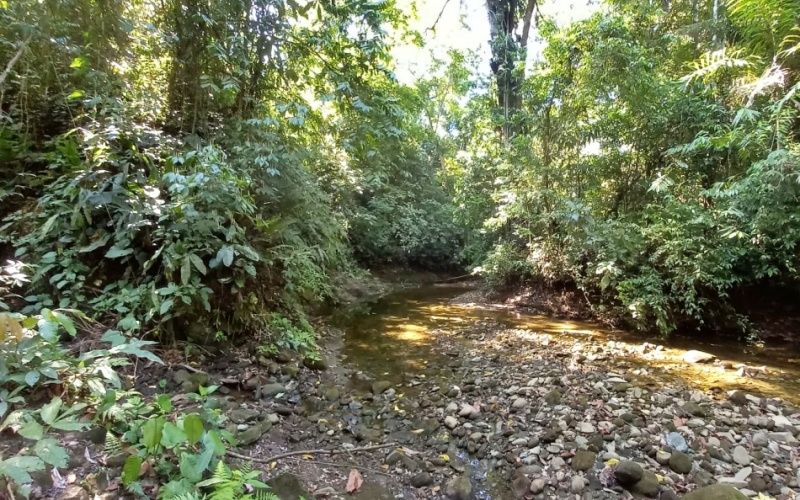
[733,445,752,466]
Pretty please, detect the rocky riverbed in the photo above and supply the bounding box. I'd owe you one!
[36,285,800,499]
[161,286,800,500]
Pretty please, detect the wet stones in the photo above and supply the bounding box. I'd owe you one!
[570,476,586,494]
[371,380,391,395]
[631,470,660,497]
[529,477,547,494]
[614,461,644,486]
[682,350,716,364]
[510,476,530,497]
[511,397,528,410]
[410,472,433,488]
[681,484,749,500]
[572,450,597,471]
[257,383,285,398]
[323,386,340,401]
[544,389,562,405]
[669,451,693,474]
[733,445,751,466]
[303,356,329,371]
[237,420,272,445]
[729,391,749,406]
[445,476,473,500]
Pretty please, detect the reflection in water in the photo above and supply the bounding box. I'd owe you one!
[331,284,800,403]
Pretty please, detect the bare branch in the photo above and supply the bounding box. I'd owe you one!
[0,37,30,89]
[427,0,454,33]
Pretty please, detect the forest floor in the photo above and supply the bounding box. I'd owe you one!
[26,282,800,500]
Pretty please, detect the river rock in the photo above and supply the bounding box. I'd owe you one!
[682,350,716,364]
[237,420,272,445]
[303,356,329,370]
[669,451,693,474]
[632,470,660,497]
[544,389,561,405]
[577,422,595,433]
[530,477,547,494]
[411,472,433,488]
[510,475,530,497]
[324,386,340,401]
[266,474,313,500]
[445,476,473,500]
[570,476,585,494]
[572,450,596,471]
[752,432,768,447]
[258,383,285,398]
[728,391,748,406]
[681,484,749,500]
[372,380,391,394]
[60,485,90,500]
[445,416,458,429]
[229,408,260,424]
[666,432,689,452]
[683,402,708,417]
[351,483,394,500]
[656,451,672,466]
[614,461,644,486]
[512,398,528,409]
[732,445,751,466]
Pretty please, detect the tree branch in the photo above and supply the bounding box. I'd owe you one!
[521,0,539,49]
[427,0,454,33]
[0,38,30,89]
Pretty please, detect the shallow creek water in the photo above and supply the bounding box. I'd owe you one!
[331,283,800,405]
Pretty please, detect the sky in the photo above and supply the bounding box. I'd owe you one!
[391,0,602,83]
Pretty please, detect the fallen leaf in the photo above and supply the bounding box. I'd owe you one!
[302,454,314,460]
[269,462,277,471]
[440,453,450,462]
[345,468,363,494]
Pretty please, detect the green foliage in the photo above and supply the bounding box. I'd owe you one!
[448,0,800,336]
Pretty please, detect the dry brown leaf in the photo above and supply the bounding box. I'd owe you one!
[345,468,363,494]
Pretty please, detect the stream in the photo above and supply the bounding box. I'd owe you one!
[332,283,800,406]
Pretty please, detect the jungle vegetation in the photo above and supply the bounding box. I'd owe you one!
[2,0,800,343]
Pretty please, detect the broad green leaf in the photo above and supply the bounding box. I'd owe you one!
[159,299,173,315]
[160,422,187,449]
[178,453,202,483]
[34,438,69,468]
[143,417,165,452]
[121,455,142,486]
[156,394,173,413]
[189,254,207,275]
[69,56,87,68]
[52,311,77,336]
[40,397,63,426]
[217,246,234,267]
[181,257,191,285]
[182,414,204,446]
[194,444,214,475]
[17,420,44,440]
[203,430,226,457]
[105,246,133,259]
[25,371,40,387]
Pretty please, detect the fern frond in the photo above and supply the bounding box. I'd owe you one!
[104,432,122,457]
[681,48,753,86]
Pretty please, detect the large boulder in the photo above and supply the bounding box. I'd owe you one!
[681,484,749,500]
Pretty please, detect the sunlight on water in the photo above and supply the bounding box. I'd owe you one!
[332,284,800,404]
